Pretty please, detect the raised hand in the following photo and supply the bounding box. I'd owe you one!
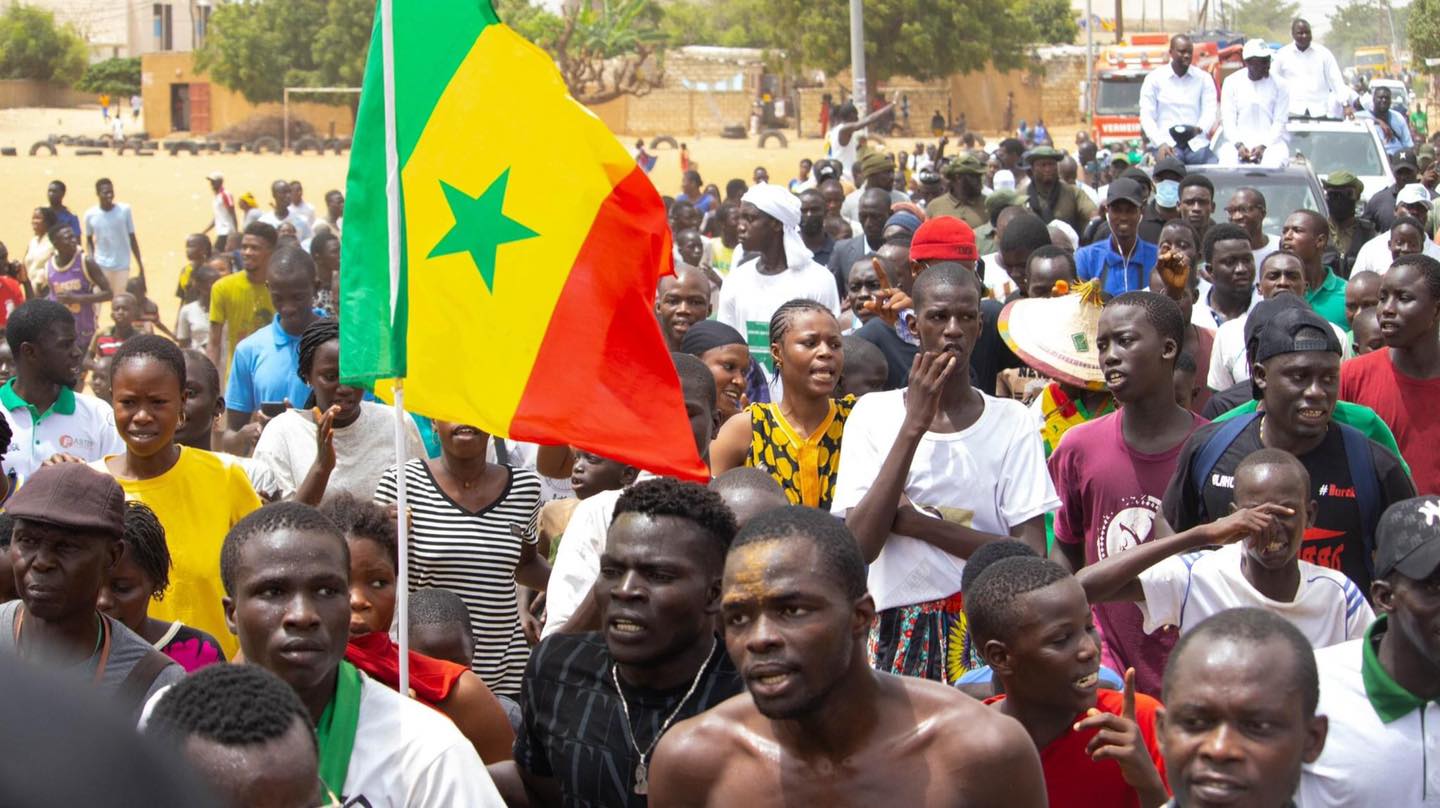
[1074,668,1166,803]
[314,405,340,472]
[902,350,956,433]
[1155,247,1190,294]
[1207,502,1294,548]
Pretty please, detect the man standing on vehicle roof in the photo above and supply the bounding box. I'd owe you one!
[1219,40,1291,167]
[1140,34,1220,165]
[1273,19,1353,120]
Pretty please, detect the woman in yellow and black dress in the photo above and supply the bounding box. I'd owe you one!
[710,299,854,509]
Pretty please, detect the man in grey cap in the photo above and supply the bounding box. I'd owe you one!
[926,151,988,228]
[1023,145,1096,234]
[1299,495,1440,807]
[0,464,183,717]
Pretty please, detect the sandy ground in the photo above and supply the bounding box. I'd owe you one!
[0,106,1081,326]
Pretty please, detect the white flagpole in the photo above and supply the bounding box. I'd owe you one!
[393,379,409,697]
[379,0,409,699]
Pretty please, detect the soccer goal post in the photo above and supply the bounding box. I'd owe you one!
[282,87,363,151]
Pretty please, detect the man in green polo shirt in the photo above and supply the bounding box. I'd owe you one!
[1299,496,1440,806]
[927,151,988,229]
[1,301,122,483]
[1279,209,1346,328]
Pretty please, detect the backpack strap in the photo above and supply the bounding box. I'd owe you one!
[117,647,177,716]
[1189,412,1262,518]
[1337,422,1381,580]
[492,437,510,466]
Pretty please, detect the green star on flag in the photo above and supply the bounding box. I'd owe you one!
[429,168,539,291]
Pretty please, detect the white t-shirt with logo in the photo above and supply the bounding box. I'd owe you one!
[1,385,124,483]
[831,389,1060,611]
[1137,541,1373,645]
[343,673,504,807]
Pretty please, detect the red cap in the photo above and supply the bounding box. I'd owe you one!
[910,216,978,262]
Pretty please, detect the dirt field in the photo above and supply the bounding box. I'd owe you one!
[0,106,1080,325]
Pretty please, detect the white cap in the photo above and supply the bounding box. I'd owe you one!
[1397,182,1433,209]
[994,170,1016,191]
[1242,39,1271,60]
[206,171,223,181]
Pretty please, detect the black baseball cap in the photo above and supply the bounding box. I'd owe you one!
[1375,496,1440,579]
[1392,148,1420,172]
[1244,293,1309,353]
[1153,156,1188,181]
[1107,177,1146,207]
[1254,306,1342,364]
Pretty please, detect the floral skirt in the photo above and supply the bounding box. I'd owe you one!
[867,592,977,685]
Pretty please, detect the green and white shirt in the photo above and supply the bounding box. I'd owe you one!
[1298,615,1440,806]
[0,379,123,483]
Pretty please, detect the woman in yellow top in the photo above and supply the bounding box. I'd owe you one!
[710,299,853,509]
[86,335,260,658]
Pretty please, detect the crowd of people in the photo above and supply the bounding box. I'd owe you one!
[0,16,1436,808]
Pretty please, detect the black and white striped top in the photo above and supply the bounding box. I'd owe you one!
[375,459,541,698]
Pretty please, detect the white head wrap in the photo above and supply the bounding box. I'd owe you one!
[993,169,1017,192]
[741,183,813,269]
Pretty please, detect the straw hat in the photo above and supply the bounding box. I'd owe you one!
[997,280,1106,390]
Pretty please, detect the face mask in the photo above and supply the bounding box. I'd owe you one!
[1156,179,1181,209]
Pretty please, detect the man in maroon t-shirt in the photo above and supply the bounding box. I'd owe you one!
[1050,291,1206,695]
[1340,253,1440,493]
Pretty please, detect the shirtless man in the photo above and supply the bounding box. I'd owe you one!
[648,506,1046,808]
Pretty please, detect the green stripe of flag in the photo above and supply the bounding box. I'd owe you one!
[339,0,501,384]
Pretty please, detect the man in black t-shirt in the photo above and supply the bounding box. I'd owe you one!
[1164,307,1414,592]
[494,479,743,806]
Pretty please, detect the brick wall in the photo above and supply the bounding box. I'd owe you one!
[790,54,1088,138]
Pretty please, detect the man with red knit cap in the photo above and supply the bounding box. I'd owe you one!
[853,216,1020,391]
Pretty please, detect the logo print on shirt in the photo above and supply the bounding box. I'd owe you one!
[1097,496,1162,561]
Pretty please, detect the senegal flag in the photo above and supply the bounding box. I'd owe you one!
[340,0,707,480]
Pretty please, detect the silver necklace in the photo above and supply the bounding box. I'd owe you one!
[611,638,718,795]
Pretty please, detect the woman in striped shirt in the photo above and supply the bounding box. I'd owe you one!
[375,420,551,699]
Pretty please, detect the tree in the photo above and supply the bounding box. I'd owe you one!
[1229,0,1300,43]
[1028,0,1080,45]
[196,0,324,104]
[77,57,141,96]
[0,4,87,84]
[658,0,1044,81]
[1411,0,1440,73]
[500,0,666,104]
[1329,0,1407,65]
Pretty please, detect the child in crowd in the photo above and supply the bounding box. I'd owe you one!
[537,449,637,562]
[88,353,113,404]
[97,501,226,672]
[174,233,211,302]
[90,291,144,361]
[125,277,171,338]
[175,262,220,352]
[1351,308,1385,355]
[1079,448,1374,649]
[323,494,516,763]
[838,334,889,398]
